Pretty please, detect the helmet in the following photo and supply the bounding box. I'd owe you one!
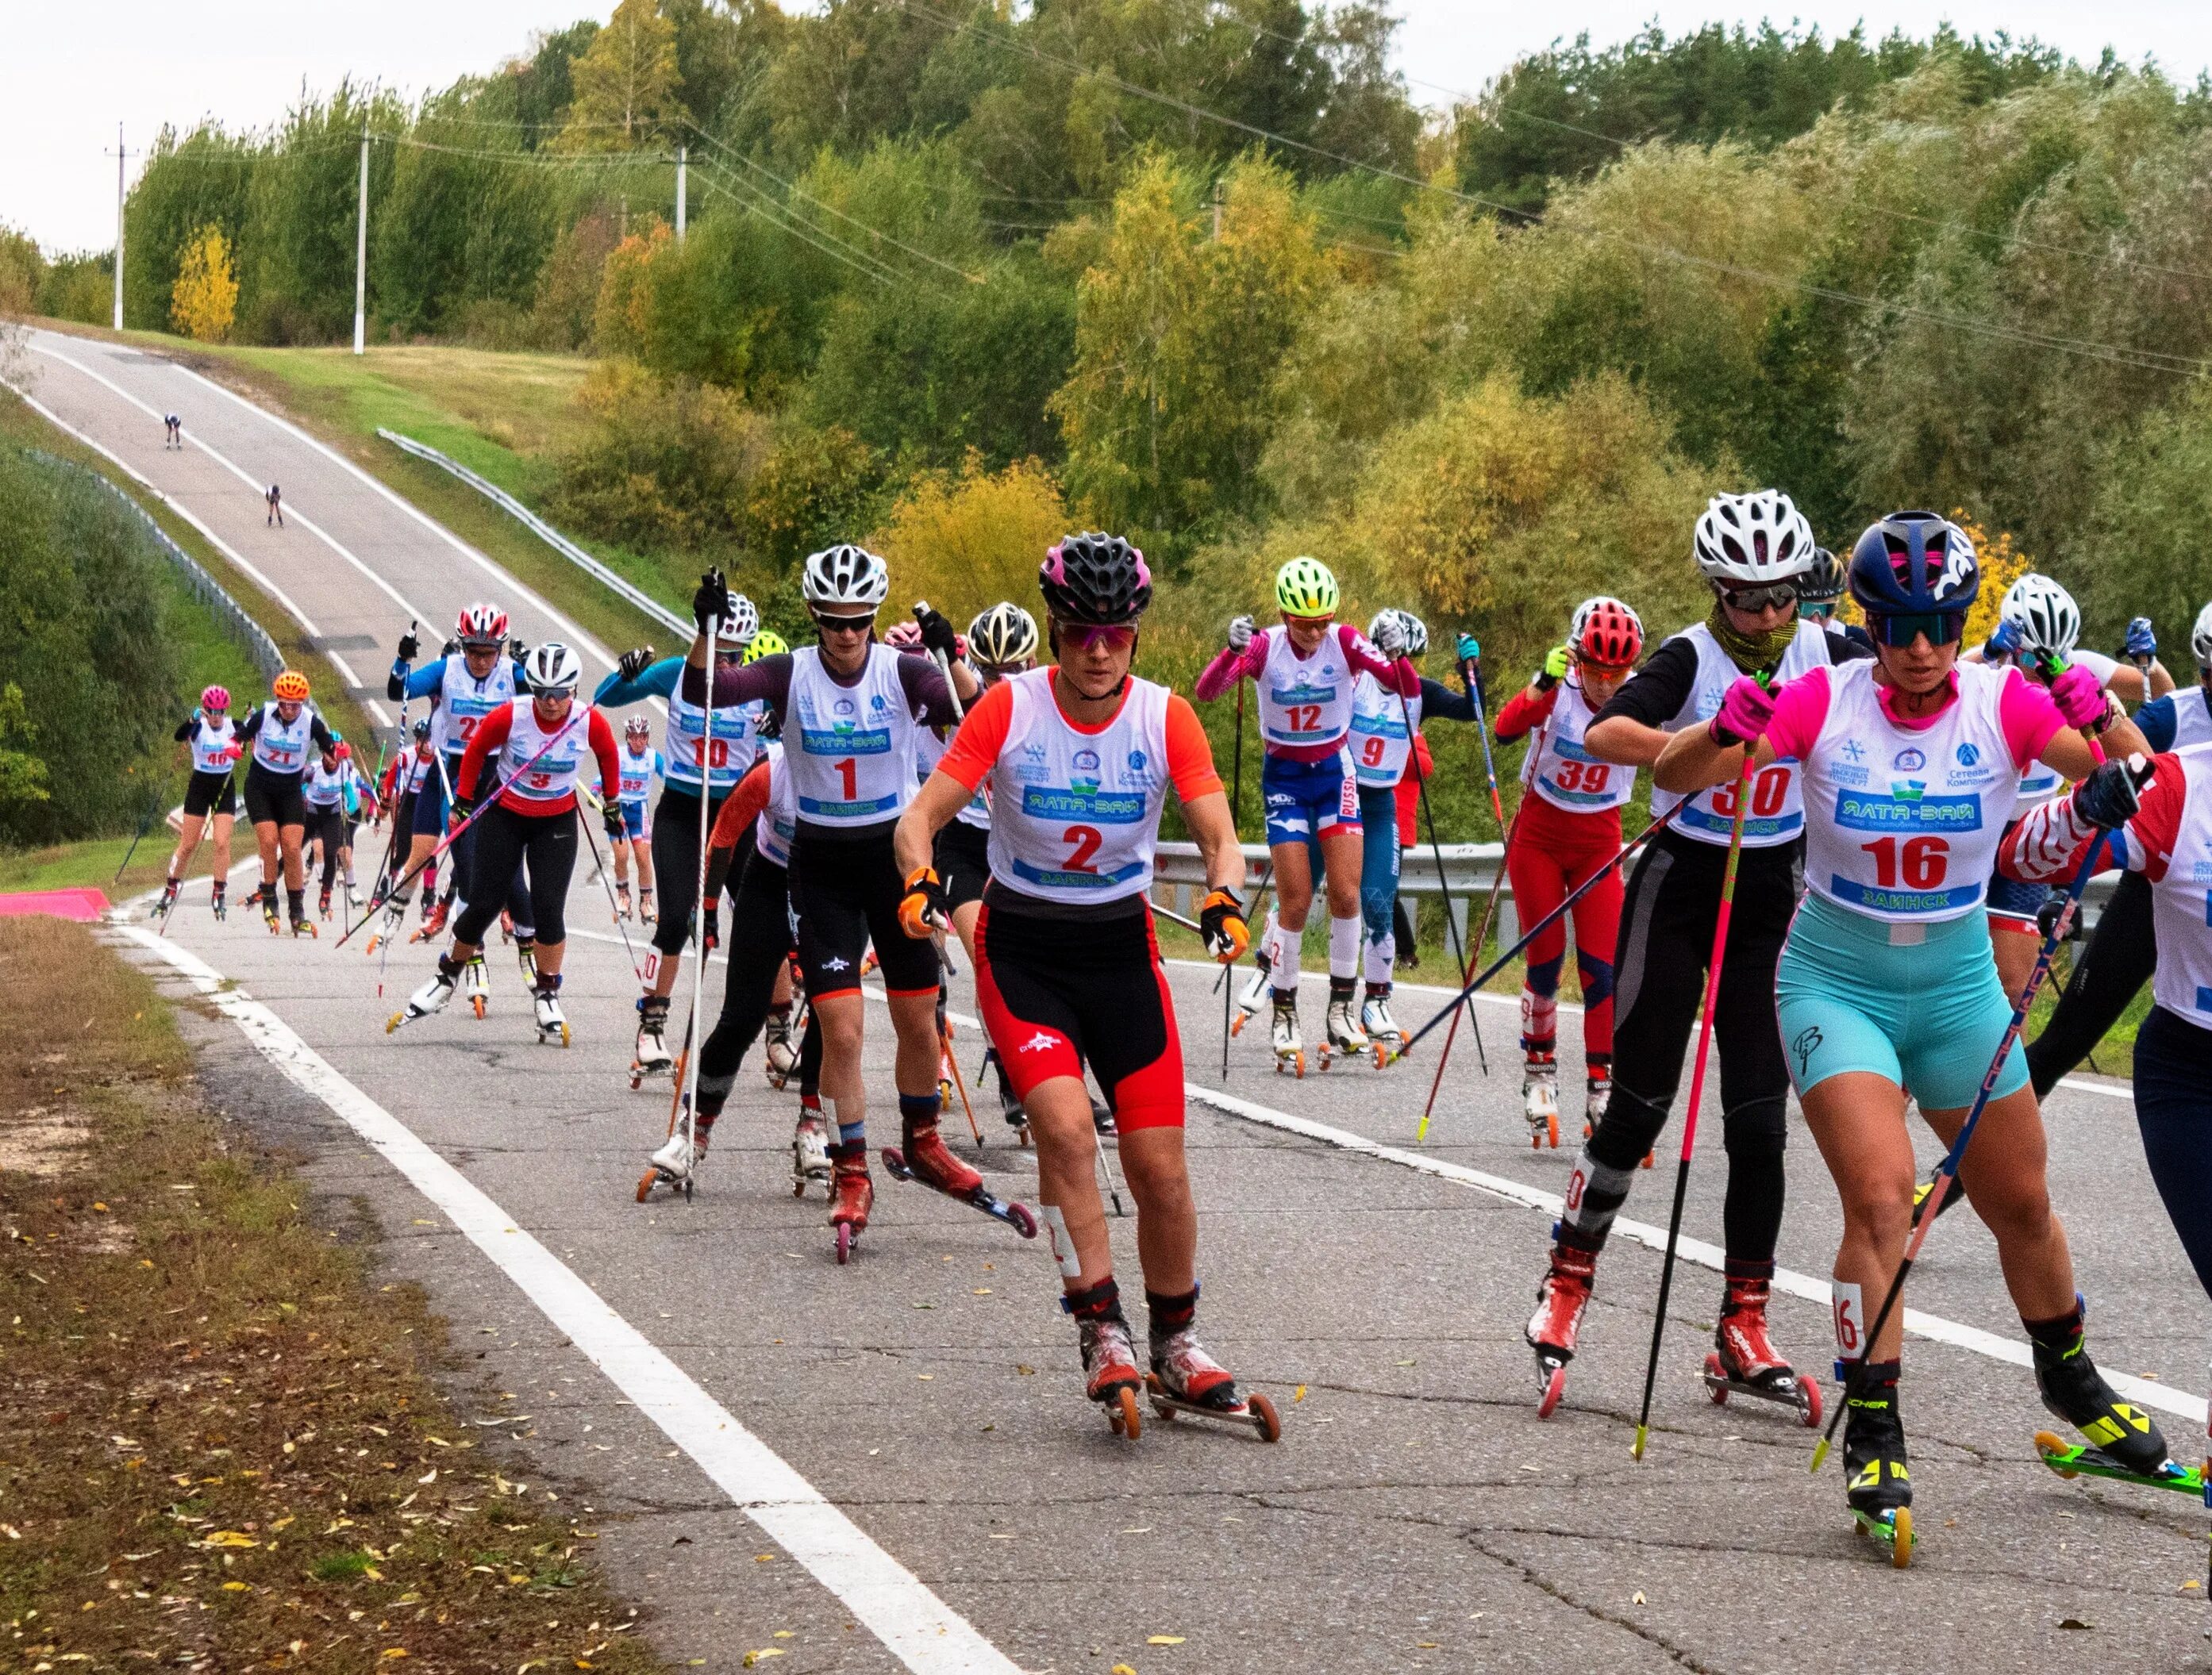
[802,544,890,610]
[525,641,583,694]
[1569,596,1644,667]
[624,714,652,737]
[1798,547,1846,604]
[1998,574,2081,660]
[411,716,432,741]
[1039,532,1152,626]
[744,628,789,663]
[717,594,760,647]
[334,741,352,761]
[1847,513,1979,617]
[970,602,1041,667]
[2193,602,2212,670]
[882,620,924,650]
[1275,555,1340,617]
[1693,490,1817,584]
[1368,609,1428,658]
[458,602,510,647]
[272,670,310,703]
[199,684,230,711]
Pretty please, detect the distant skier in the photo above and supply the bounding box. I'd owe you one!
[266,482,283,527]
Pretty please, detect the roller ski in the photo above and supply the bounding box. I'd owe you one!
[2032,1431,2203,1496]
[387,957,460,1032]
[2029,1303,2172,1479]
[636,1128,699,1204]
[1360,989,1403,1060]
[408,897,450,943]
[1269,994,1305,1077]
[614,881,633,922]
[1521,1055,1560,1149]
[1229,950,1271,1037]
[638,893,657,928]
[290,908,317,939]
[828,1147,873,1265]
[318,885,333,920]
[260,888,280,935]
[463,954,490,1019]
[515,936,538,990]
[1077,1309,1144,1439]
[1525,1238,1597,1418]
[532,976,570,1047]
[880,1124,1039,1239]
[152,878,180,920]
[1318,990,1369,1070]
[763,1005,798,1089]
[1699,1263,1821,1427]
[365,896,406,956]
[1144,1327,1282,1443]
[209,882,227,921]
[790,1114,831,1199]
[628,994,674,1088]
[1841,1362,1914,1567]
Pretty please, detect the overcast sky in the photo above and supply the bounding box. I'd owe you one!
[8,2,2211,254]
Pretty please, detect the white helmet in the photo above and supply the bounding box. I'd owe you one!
[526,641,583,694]
[1998,573,2080,660]
[1368,608,1429,657]
[2193,601,2212,670]
[802,544,890,610]
[1693,490,1818,585]
[716,593,760,647]
[968,601,1040,667]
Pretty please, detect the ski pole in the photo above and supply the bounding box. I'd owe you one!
[1222,682,1246,1076]
[115,783,167,882]
[333,709,587,949]
[1095,1111,1128,1218]
[576,797,648,985]
[916,601,964,721]
[679,617,721,1176]
[1632,746,1759,1462]
[1465,652,1510,835]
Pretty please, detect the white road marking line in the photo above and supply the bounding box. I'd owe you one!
[114,924,1021,1675]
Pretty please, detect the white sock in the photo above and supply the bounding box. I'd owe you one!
[1271,914,1301,997]
[1329,912,1360,981]
[1363,934,1395,988]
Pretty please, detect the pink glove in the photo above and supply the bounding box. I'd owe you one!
[2048,663,2109,732]
[1708,676,1775,747]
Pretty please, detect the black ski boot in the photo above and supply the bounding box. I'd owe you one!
[2027,1300,2170,1474]
[1841,1360,1913,1565]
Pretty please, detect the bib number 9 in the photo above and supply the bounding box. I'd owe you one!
[1360,736,1387,767]
[1860,834,1949,891]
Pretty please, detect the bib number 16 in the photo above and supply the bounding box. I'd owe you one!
[1860,834,1948,890]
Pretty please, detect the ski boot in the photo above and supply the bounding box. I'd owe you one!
[1091,1097,1117,1137]
[629,994,674,1088]
[1318,989,1370,1070]
[1521,1054,1560,1149]
[1076,1309,1144,1439]
[1841,1362,1914,1566]
[1584,1067,1610,1139]
[1146,1325,1282,1442]
[881,1122,1038,1239]
[367,896,406,955]
[369,874,390,910]
[828,1146,874,1265]
[1360,988,1403,1062]
[614,881,633,922]
[1526,1236,1598,1418]
[387,957,461,1032]
[791,1113,831,1199]
[638,892,657,927]
[1701,1262,1821,1427]
[463,954,490,1019]
[2029,1302,2172,1477]
[1269,993,1305,1077]
[637,1128,701,1203]
[764,1006,798,1089]
[533,975,569,1047]
[152,878,180,920]
[209,882,226,921]
[1912,1173,1968,1223]
[409,897,450,942]
[516,936,538,991]
[260,887,280,935]
[290,905,317,939]
[318,885,333,920]
[419,886,439,924]
[1229,950,1271,1037]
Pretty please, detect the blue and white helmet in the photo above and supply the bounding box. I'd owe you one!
[1847,513,1979,618]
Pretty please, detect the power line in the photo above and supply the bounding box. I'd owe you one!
[688,166,902,290]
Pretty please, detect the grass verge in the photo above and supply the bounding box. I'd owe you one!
[0,917,664,1674]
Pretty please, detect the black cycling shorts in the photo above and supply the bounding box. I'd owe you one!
[182,770,238,819]
[935,819,991,912]
[243,768,306,829]
[788,823,940,998]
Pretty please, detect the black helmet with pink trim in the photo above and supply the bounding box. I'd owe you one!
[1039,532,1152,626]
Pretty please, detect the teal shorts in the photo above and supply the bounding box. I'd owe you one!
[1774,892,2029,1111]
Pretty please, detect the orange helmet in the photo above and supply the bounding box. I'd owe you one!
[273,670,311,703]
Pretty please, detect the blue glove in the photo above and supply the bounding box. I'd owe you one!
[1986,620,2022,661]
[1456,633,1480,663]
[2072,753,2153,831]
[2123,616,2157,660]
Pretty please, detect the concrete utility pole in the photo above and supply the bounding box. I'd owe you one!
[111,122,128,329]
[352,126,369,355]
[675,145,687,242]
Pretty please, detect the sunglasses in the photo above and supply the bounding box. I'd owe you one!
[1868,610,1968,647]
[1718,582,1800,613]
[814,614,875,636]
[1062,624,1136,653]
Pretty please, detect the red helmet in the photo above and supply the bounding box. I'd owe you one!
[334,741,352,761]
[458,602,510,647]
[1570,597,1643,669]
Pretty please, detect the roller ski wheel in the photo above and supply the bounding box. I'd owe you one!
[1702,1353,1822,1427]
[151,881,179,920]
[1105,1385,1143,1438]
[2031,1430,2205,1496]
[1536,1357,1568,1420]
[1852,1504,1913,1567]
[1522,1058,1560,1148]
[879,1139,1038,1239]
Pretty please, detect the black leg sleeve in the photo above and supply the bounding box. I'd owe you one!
[695,861,794,1112]
[521,813,577,944]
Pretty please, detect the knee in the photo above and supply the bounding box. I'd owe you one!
[1962,1166,2054,1245]
[1525,953,1564,998]
[1576,951,1615,1008]
[1837,1170,1915,1250]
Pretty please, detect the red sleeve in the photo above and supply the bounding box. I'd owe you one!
[710,759,771,853]
[587,709,622,805]
[2123,753,2186,885]
[1493,684,1558,743]
[1164,693,1223,801]
[1339,626,1419,695]
[453,704,514,801]
[935,680,1015,792]
[1396,771,1419,844]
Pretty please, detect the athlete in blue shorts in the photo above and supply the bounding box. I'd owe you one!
[610,714,661,921]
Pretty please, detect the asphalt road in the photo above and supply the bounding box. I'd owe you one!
[29,330,2212,1672]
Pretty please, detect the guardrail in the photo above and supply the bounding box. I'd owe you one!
[377,429,693,640]
[31,448,286,682]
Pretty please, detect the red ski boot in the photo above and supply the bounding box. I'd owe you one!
[828,1146,873,1266]
[1146,1324,1283,1441]
[1702,1260,1821,1427]
[1079,1313,1144,1439]
[881,1120,1037,1238]
[1526,1238,1598,1418]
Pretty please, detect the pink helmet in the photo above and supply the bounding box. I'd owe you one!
[200,684,230,711]
[334,741,352,761]
[882,620,924,650]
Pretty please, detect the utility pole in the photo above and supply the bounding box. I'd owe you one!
[108,122,133,330]
[675,145,687,242]
[352,126,369,355]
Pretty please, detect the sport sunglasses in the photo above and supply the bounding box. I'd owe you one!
[1868,609,1968,647]
[1062,623,1136,652]
[1718,581,1800,613]
[812,613,875,636]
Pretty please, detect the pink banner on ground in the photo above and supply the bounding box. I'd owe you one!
[0,888,112,921]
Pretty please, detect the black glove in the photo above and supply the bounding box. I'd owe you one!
[397,625,419,662]
[440,637,460,658]
[693,569,732,632]
[699,904,720,953]
[446,793,474,832]
[2072,752,2154,831]
[617,645,656,682]
[916,604,958,660]
[602,802,625,843]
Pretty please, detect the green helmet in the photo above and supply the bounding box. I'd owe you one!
[744,628,790,664]
[1275,555,1340,618]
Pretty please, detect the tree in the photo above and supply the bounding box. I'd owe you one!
[868,453,1070,624]
[170,225,239,341]
[560,0,687,151]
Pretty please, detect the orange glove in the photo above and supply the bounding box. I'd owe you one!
[898,866,948,940]
[1198,887,1249,963]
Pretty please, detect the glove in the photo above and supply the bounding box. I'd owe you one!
[2071,752,2154,830]
[700,904,719,953]
[1371,614,1407,659]
[915,605,958,660]
[222,745,243,764]
[2049,663,2111,732]
[1985,619,2022,663]
[898,866,948,939]
[1535,645,1569,691]
[692,568,732,632]
[617,645,656,683]
[397,627,419,662]
[509,638,527,664]
[1198,887,1249,964]
[1706,675,1775,747]
[1226,614,1256,652]
[447,793,474,832]
[1456,633,1481,663]
[603,803,625,844]
[2124,616,2157,660]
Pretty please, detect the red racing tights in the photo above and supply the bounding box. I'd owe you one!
[1502,793,1623,1069]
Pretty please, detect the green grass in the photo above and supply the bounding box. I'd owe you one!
[0,832,173,899]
